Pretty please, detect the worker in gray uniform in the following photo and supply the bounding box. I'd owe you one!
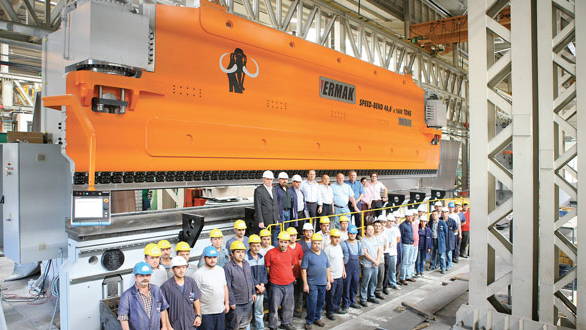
[224,240,256,330]
[160,256,202,329]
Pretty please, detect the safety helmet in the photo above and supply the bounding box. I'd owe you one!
[277,232,291,241]
[259,229,271,237]
[262,170,275,179]
[386,213,396,221]
[230,240,247,251]
[442,207,449,212]
[311,233,323,241]
[291,174,302,182]
[248,234,261,244]
[302,223,314,231]
[133,261,153,275]
[348,225,358,234]
[144,243,162,257]
[234,220,247,230]
[176,241,191,252]
[319,216,330,224]
[286,227,298,236]
[209,229,224,238]
[448,202,455,208]
[157,240,172,250]
[171,256,188,267]
[330,228,341,237]
[339,216,349,223]
[278,172,289,180]
[202,246,219,257]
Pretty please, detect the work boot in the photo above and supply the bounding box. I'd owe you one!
[313,320,325,327]
[367,298,380,304]
[350,303,362,309]
[399,280,408,285]
[383,288,390,295]
[359,300,368,307]
[391,284,401,290]
[406,278,416,282]
[336,308,348,314]
[375,293,384,300]
[304,324,313,330]
[326,313,336,321]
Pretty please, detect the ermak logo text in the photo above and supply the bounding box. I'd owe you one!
[319,77,356,104]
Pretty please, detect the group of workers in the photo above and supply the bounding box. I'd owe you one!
[117,194,470,330]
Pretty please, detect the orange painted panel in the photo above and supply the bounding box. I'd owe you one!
[57,2,441,174]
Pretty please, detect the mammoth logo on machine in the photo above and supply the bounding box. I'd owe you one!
[219,48,260,93]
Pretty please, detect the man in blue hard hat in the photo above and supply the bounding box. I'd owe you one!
[118,261,171,330]
[193,246,230,330]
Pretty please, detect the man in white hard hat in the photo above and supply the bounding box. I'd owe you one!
[253,170,279,235]
[433,201,443,213]
[161,256,202,329]
[291,174,306,231]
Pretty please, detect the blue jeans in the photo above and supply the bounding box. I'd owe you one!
[360,266,378,301]
[252,293,264,329]
[306,284,326,324]
[415,248,427,274]
[326,277,343,314]
[333,206,350,229]
[384,254,398,287]
[400,243,414,280]
[409,246,418,276]
[439,250,453,271]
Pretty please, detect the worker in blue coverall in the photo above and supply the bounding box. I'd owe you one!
[118,262,171,330]
[438,207,458,273]
[341,225,363,311]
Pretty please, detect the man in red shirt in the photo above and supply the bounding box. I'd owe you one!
[265,231,296,330]
[459,203,470,258]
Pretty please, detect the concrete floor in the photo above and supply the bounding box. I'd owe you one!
[0,256,469,330]
[0,257,58,330]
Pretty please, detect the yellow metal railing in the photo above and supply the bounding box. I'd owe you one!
[265,197,469,236]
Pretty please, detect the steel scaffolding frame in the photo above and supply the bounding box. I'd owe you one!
[460,0,584,328]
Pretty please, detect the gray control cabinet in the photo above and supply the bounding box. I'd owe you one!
[2,144,71,263]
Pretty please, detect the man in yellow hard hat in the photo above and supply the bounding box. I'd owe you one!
[259,228,274,256]
[224,241,256,330]
[301,233,332,329]
[158,240,173,272]
[142,243,170,286]
[324,228,346,320]
[264,232,296,330]
[339,216,350,241]
[316,217,331,249]
[246,235,267,330]
[225,220,249,251]
[175,241,198,279]
[286,227,305,318]
[198,229,230,268]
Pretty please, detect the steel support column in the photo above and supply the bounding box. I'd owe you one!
[460,0,583,328]
[575,1,586,328]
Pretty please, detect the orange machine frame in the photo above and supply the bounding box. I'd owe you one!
[44,1,441,187]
